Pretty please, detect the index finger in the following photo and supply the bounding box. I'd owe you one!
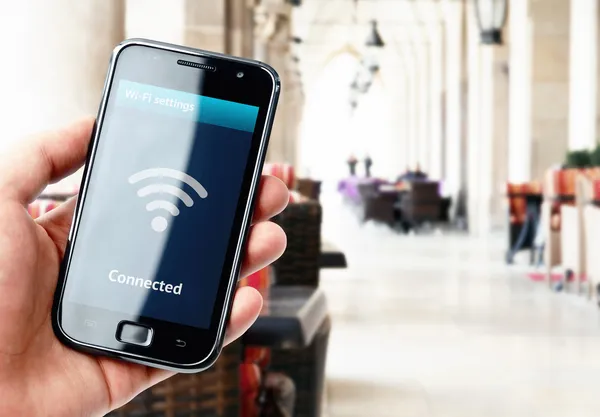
[0,117,94,204]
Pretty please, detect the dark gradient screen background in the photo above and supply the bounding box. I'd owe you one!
[64,80,258,329]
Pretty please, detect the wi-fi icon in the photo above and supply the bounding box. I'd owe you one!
[128,168,208,232]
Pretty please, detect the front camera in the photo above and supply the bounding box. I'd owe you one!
[236,72,244,78]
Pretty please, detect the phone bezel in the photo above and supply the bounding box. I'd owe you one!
[51,39,280,372]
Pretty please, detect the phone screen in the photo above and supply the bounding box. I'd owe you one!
[61,45,273,334]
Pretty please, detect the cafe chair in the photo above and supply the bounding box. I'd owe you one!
[295,177,322,201]
[271,197,322,287]
[397,181,442,231]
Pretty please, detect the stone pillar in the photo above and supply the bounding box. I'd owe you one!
[255,1,301,165]
[225,0,255,57]
[284,66,305,169]
[507,0,532,182]
[406,62,420,170]
[183,0,224,53]
[466,5,483,236]
[415,44,431,173]
[443,0,465,208]
[397,72,411,173]
[476,46,496,235]
[508,0,570,181]
[490,45,510,229]
[0,0,125,147]
[569,0,598,150]
[378,54,407,177]
[383,55,412,173]
[127,0,254,56]
[531,0,570,177]
[428,25,445,180]
[465,3,509,235]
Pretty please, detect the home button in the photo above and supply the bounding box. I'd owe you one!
[116,322,153,347]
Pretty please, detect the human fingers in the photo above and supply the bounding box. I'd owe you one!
[252,175,288,223]
[0,118,94,204]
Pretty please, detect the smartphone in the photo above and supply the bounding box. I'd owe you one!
[51,39,280,372]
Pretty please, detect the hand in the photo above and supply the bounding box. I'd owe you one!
[0,118,288,417]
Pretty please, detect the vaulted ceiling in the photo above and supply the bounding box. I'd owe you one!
[290,0,445,88]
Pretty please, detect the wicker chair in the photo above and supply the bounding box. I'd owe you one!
[398,181,441,228]
[108,341,242,417]
[354,182,396,226]
[295,178,322,201]
[271,200,322,287]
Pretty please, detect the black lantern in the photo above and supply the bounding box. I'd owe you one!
[474,0,508,45]
[365,20,385,48]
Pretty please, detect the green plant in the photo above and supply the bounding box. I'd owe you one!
[565,149,592,168]
[590,144,600,166]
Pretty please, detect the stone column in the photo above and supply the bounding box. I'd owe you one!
[490,45,510,229]
[415,43,431,173]
[225,0,255,57]
[127,0,254,56]
[465,4,509,235]
[397,101,409,174]
[568,0,598,150]
[466,5,483,236]
[508,0,570,181]
[476,46,498,235]
[531,0,570,177]
[380,53,409,177]
[284,66,305,169]
[182,0,225,53]
[397,72,411,173]
[443,0,465,208]
[406,61,420,170]
[384,53,413,173]
[428,24,445,180]
[0,0,125,147]
[255,1,301,166]
[507,0,532,182]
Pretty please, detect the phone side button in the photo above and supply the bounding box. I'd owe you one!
[116,322,153,347]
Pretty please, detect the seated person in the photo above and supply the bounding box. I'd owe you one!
[397,164,428,182]
[413,164,428,180]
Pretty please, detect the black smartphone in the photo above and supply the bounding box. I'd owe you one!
[51,39,280,372]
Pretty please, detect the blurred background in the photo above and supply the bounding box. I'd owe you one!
[8,0,600,416]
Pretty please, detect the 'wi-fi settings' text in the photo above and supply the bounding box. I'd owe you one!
[123,89,196,113]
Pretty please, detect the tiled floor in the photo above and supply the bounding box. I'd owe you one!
[319,191,600,417]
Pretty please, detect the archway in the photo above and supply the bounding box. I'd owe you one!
[298,51,397,188]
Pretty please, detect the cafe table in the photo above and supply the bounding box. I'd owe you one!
[320,240,347,269]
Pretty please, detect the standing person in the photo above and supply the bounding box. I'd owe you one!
[398,166,414,181]
[347,154,358,176]
[364,154,373,178]
[414,163,428,180]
